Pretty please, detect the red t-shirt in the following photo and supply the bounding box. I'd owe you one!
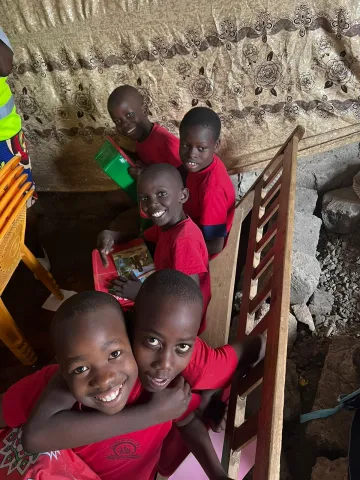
[184,155,235,253]
[2,341,238,480]
[144,217,210,334]
[136,123,181,168]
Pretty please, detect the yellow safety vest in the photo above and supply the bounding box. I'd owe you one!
[0,76,21,142]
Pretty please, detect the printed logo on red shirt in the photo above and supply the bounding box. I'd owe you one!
[107,439,140,460]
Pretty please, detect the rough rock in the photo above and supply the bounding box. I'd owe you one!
[295,185,318,215]
[309,288,334,317]
[291,251,321,305]
[292,304,316,331]
[322,187,360,234]
[311,457,348,480]
[288,313,297,351]
[238,171,260,197]
[284,359,301,422]
[306,336,360,454]
[292,212,322,257]
[230,174,240,199]
[297,142,360,193]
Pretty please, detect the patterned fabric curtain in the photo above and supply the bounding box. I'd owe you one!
[1,0,360,191]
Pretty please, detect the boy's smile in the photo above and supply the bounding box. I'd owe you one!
[54,305,138,415]
[179,125,219,173]
[137,166,189,230]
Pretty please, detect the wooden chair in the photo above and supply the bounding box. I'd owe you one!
[220,126,304,479]
[0,155,63,366]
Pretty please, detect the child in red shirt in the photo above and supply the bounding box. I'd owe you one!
[98,163,210,334]
[179,107,236,257]
[1,277,264,479]
[107,85,182,178]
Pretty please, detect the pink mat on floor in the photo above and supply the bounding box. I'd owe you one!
[169,432,256,479]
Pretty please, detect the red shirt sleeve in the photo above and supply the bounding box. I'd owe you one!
[182,338,238,390]
[199,189,228,240]
[171,237,208,276]
[143,225,159,244]
[2,365,59,428]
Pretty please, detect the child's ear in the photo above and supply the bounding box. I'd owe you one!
[180,187,189,204]
[214,138,220,152]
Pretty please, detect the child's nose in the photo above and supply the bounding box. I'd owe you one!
[90,368,116,389]
[155,350,173,371]
[189,147,198,158]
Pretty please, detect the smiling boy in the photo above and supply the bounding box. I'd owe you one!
[179,107,236,257]
[98,163,210,333]
[107,85,182,179]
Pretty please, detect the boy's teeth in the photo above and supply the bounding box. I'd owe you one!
[96,387,121,402]
[152,211,165,218]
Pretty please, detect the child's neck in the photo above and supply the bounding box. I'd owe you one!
[137,120,154,143]
[161,210,187,231]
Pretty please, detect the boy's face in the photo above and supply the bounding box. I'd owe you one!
[179,125,219,173]
[132,297,202,393]
[137,171,188,229]
[108,96,148,142]
[56,306,138,415]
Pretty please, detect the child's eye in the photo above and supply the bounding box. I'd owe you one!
[139,196,148,201]
[198,147,205,152]
[146,337,160,347]
[158,191,167,197]
[72,366,89,375]
[109,350,121,359]
[176,344,191,354]
[126,112,134,118]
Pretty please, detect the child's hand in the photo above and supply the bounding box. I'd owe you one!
[97,230,115,267]
[128,161,145,180]
[150,376,192,422]
[109,272,142,300]
[199,389,228,432]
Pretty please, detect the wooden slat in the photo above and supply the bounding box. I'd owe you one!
[237,181,265,340]
[258,197,279,230]
[256,222,277,253]
[263,156,283,189]
[253,247,275,281]
[261,177,281,208]
[238,360,264,397]
[248,278,272,315]
[250,311,271,336]
[252,128,303,480]
[201,191,254,348]
[232,412,259,452]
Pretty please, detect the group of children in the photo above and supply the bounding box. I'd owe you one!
[98,85,235,333]
[0,85,264,480]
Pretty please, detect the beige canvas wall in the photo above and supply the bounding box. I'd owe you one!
[1,0,360,191]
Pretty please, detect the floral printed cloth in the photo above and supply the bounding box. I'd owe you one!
[1,0,360,191]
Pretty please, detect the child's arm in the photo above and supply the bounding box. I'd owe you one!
[22,374,191,453]
[206,237,225,256]
[0,35,13,77]
[176,413,230,480]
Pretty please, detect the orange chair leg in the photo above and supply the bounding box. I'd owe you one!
[21,245,64,300]
[0,298,37,365]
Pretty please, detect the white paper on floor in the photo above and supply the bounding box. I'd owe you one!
[42,290,77,312]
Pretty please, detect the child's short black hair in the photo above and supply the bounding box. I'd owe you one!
[51,291,124,340]
[107,85,143,112]
[138,163,184,189]
[179,107,221,141]
[135,269,203,310]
